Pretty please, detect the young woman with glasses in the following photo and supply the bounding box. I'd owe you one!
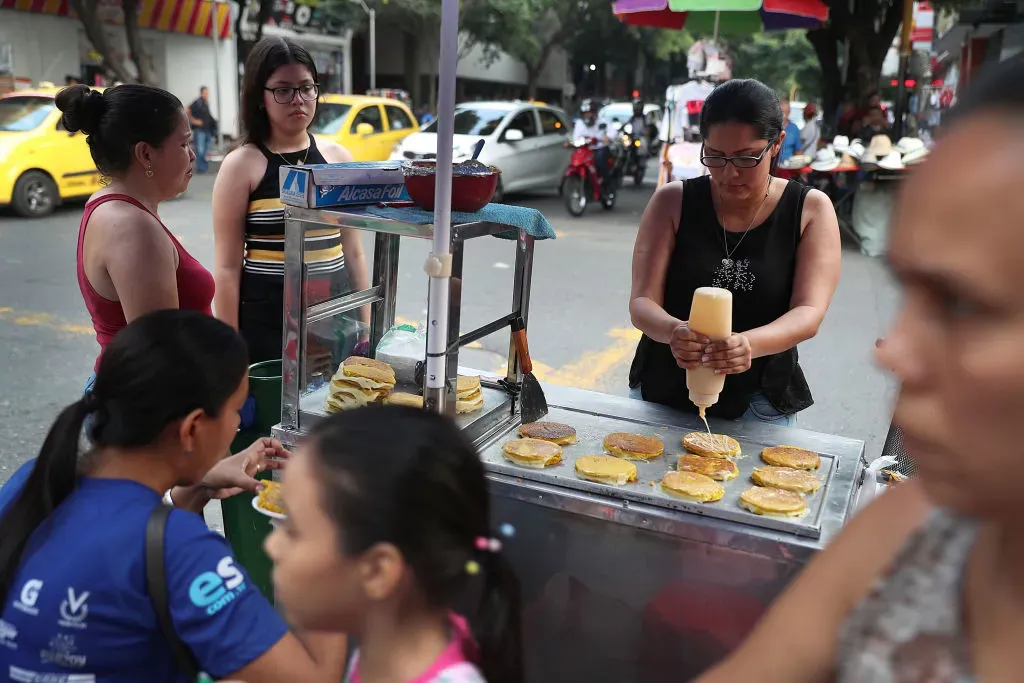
[212,37,370,365]
[628,79,841,425]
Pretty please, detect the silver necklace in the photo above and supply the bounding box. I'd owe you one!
[710,178,771,292]
[714,177,771,266]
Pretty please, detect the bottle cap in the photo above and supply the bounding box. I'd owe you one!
[689,390,719,408]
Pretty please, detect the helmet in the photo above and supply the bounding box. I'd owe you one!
[580,101,594,114]
[632,98,644,113]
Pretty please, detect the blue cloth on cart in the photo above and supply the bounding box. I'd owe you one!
[363,204,556,240]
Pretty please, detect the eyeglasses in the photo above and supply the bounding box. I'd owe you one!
[700,141,776,169]
[265,84,320,104]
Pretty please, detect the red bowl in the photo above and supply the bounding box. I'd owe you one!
[402,161,500,212]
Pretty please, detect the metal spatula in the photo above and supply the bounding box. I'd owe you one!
[510,317,548,423]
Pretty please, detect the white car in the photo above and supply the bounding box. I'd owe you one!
[389,101,572,201]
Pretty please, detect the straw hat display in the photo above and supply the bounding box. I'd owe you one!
[902,146,930,165]
[848,139,866,159]
[832,135,851,154]
[780,154,812,170]
[877,150,906,171]
[809,147,840,172]
[837,152,859,171]
[895,137,925,155]
[860,135,894,167]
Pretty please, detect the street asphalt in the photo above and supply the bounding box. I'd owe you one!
[0,166,900,497]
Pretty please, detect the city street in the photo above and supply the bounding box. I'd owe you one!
[0,169,900,487]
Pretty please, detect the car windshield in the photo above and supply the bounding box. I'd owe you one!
[598,104,633,123]
[309,102,353,136]
[422,106,510,136]
[0,97,55,132]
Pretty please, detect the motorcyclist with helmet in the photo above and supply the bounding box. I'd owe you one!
[573,102,612,185]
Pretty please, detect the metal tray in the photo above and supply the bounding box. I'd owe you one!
[476,405,839,539]
[298,381,513,432]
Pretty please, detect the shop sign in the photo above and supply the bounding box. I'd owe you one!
[912,1,935,51]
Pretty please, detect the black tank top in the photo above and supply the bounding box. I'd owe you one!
[243,134,342,280]
[629,176,813,419]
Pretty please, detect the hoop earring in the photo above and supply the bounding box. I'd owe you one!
[145,166,154,179]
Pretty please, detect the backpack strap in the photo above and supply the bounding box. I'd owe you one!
[146,503,202,681]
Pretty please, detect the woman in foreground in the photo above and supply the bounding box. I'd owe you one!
[0,310,345,681]
[696,56,1024,683]
[267,405,523,683]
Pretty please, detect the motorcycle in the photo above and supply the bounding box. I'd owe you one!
[561,136,622,218]
[620,123,647,186]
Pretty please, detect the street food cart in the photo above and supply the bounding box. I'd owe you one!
[270,204,868,682]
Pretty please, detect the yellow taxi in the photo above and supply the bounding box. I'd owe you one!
[0,87,103,218]
[309,94,420,161]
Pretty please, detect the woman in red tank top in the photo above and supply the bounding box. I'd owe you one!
[57,84,215,368]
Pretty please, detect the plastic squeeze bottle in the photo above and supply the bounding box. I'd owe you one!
[685,287,733,425]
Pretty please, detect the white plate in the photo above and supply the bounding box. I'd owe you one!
[251,495,287,521]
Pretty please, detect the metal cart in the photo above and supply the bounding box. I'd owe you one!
[271,204,867,682]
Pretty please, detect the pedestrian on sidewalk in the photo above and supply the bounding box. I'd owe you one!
[0,310,348,682]
[187,86,217,173]
[628,78,841,426]
[212,37,370,366]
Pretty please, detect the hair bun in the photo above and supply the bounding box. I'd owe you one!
[55,84,107,135]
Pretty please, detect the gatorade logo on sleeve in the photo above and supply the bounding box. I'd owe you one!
[188,557,247,616]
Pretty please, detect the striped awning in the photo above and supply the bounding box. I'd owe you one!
[1,0,232,39]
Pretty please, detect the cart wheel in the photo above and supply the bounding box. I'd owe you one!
[564,177,587,217]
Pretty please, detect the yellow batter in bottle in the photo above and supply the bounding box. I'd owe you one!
[686,287,733,431]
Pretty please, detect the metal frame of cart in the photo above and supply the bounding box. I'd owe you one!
[273,205,537,445]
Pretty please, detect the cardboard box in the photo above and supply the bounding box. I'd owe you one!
[279,161,411,209]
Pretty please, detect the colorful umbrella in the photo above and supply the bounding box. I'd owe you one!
[613,0,828,35]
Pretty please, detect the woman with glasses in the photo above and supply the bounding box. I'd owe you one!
[628,79,841,425]
[212,37,370,364]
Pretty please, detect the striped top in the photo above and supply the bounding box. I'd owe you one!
[244,134,346,278]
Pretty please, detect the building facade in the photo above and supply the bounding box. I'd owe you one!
[0,0,239,136]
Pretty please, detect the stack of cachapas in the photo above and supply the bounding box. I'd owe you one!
[324,357,397,413]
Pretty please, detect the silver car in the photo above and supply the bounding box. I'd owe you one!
[389,101,572,201]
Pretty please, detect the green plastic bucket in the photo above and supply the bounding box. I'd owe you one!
[221,359,282,602]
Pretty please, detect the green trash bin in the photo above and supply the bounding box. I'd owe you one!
[222,359,282,602]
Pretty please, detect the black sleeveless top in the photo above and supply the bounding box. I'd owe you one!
[243,134,342,279]
[238,134,354,363]
[629,176,813,419]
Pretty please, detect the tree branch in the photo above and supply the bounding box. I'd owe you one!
[71,0,135,83]
[122,0,157,85]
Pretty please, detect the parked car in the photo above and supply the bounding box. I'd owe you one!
[310,94,420,161]
[390,101,572,201]
[0,87,104,218]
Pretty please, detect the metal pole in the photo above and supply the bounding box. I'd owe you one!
[211,0,224,149]
[369,8,376,90]
[893,0,916,139]
[423,0,459,415]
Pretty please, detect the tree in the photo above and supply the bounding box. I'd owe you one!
[69,0,140,84]
[726,31,822,102]
[122,0,159,85]
[323,0,508,105]
[484,0,602,99]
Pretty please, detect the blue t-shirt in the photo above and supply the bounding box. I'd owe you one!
[0,475,288,681]
[779,121,802,163]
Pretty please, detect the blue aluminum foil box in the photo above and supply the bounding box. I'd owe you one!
[279,161,411,208]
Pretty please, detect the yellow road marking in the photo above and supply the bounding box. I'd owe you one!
[491,327,640,390]
[0,307,93,336]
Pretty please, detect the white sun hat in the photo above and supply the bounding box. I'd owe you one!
[809,146,840,172]
[877,150,906,171]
